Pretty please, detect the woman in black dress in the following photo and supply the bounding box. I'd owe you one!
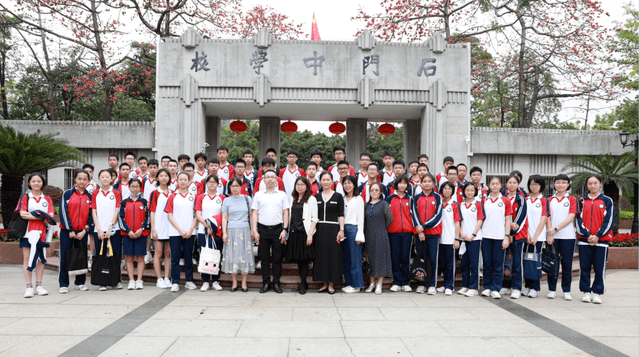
[286,176,318,295]
[313,171,345,294]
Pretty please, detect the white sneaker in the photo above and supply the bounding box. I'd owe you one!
[99,286,107,291]
[436,286,445,293]
[389,285,401,292]
[464,289,478,297]
[74,285,89,291]
[115,283,123,290]
[128,281,136,290]
[592,294,602,304]
[458,287,469,295]
[136,280,144,290]
[563,293,573,301]
[365,283,375,293]
[491,291,501,299]
[521,288,530,296]
[185,281,197,290]
[445,289,453,296]
[171,284,179,292]
[528,290,538,298]
[211,282,223,291]
[547,291,556,299]
[163,278,171,287]
[24,287,35,298]
[402,285,412,292]
[511,290,521,299]
[201,282,210,292]
[499,288,510,295]
[58,287,69,294]
[144,252,152,264]
[582,293,592,303]
[481,289,491,297]
[416,286,426,294]
[343,286,359,293]
[375,284,382,295]
[427,287,437,295]
[35,286,48,296]
[157,279,168,288]
[256,261,261,269]
[179,259,185,266]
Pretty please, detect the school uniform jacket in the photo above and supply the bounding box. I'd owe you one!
[119,197,150,236]
[575,193,614,242]
[385,193,417,234]
[505,192,528,240]
[60,187,93,231]
[411,190,443,236]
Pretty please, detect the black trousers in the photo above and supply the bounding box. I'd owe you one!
[258,223,283,284]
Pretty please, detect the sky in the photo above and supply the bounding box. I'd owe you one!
[241,0,634,134]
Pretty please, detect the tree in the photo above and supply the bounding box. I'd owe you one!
[0,125,86,225]
[0,15,16,120]
[564,152,639,235]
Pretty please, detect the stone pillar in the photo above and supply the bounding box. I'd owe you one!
[205,117,221,158]
[420,104,444,171]
[346,118,368,168]
[403,120,421,165]
[259,117,280,162]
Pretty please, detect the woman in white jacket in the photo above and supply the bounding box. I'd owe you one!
[286,176,318,295]
[341,175,365,294]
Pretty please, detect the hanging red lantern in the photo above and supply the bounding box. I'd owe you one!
[329,121,346,137]
[280,120,298,137]
[378,123,395,139]
[229,120,247,136]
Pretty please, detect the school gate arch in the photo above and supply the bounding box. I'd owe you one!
[156,28,471,166]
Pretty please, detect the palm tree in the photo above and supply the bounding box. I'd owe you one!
[0,125,86,225]
[564,152,638,235]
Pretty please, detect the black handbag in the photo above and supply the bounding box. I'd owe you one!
[91,239,121,286]
[362,250,372,276]
[410,241,432,283]
[7,211,28,239]
[503,246,514,281]
[66,238,88,276]
[541,243,561,279]
[523,244,542,281]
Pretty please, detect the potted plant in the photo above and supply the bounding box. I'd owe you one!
[607,233,639,269]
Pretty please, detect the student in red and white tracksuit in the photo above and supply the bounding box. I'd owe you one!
[501,175,528,298]
[438,181,462,295]
[119,178,149,289]
[575,175,614,304]
[386,176,417,292]
[546,174,578,300]
[165,172,198,292]
[481,177,512,299]
[149,168,173,288]
[15,173,55,298]
[91,169,123,291]
[522,175,549,298]
[58,171,93,293]
[195,174,225,291]
[458,183,485,297]
[411,174,442,294]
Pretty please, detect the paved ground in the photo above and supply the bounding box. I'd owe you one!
[0,265,637,357]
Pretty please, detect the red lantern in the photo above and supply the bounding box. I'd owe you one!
[229,120,247,136]
[329,121,346,137]
[378,123,395,139]
[280,120,298,137]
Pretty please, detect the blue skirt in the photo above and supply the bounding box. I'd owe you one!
[122,235,147,256]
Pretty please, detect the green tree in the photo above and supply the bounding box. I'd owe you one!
[0,125,86,224]
[366,123,404,164]
[220,120,260,168]
[564,152,639,235]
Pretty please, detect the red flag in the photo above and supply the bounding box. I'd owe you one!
[311,13,321,41]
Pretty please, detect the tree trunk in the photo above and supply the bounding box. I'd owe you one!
[0,51,8,120]
[516,17,527,128]
[1,173,23,227]
[90,0,113,121]
[604,181,620,236]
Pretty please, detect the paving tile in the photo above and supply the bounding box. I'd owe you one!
[403,337,534,357]
[346,338,413,356]
[591,337,639,357]
[289,338,352,356]
[162,337,289,356]
[99,336,178,357]
[129,319,242,337]
[198,307,293,320]
[0,334,31,353]
[0,335,87,357]
[0,317,116,336]
[237,320,344,338]
[341,320,449,338]
[379,307,476,320]
[437,319,550,337]
[337,308,386,321]
[554,319,639,337]
[509,337,592,356]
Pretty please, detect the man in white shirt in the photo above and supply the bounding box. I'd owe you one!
[251,170,290,294]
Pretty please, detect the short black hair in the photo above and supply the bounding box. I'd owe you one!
[462,182,478,198]
[183,162,195,170]
[26,173,47,189]
[161,155,171,161]
[107,168,118,177]
[109,154,119,161]
[383,150,394,158]
[124,151,136,159]
[469,166,483,175]
[306,162,318,169]
[408,160,419,167]
[194,153,207,161]
[527,174,546,194]
[392,160,405,168]
[553,174,572,190]
[446,166,458,174]
[234,158,246,167]
[148,159,159,167]
[333,146,346,154]
[393,175,410,193]
[261,157,276,167]
[360,152,372,160]
[309,149,323,159]
[129,178,142,188]
[119,163,131,170]
[168,159,179,166]
[418,154,429,160]
[417,163,429,171]
[242,149,255,157]
[439,181,456,197]
[138,156,148,164]
[337,160,350,168]
[367,162,379,171]
[287,149,299,158]
[266,147,277,155]
[82,163,94,171]
[217,146,229,153]
[456,163,467,169]
[510,170,523,181]
[74,169,90,181]
[208,158,220,165]
[177,154,190,162]
[443,156,454,164]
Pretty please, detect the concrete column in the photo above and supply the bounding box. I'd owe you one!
[181,101,206,156]
[420,104,443,171]
[403,119,421,165]
[346,118,368,168]
[259,117,280,161]
[205,116,221,158]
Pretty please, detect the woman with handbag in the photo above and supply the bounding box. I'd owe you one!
[575,175,615,304]
[221,177,255,292]
[500,175,528,299]
[313,171,345,295]
[195,174,225,292]
[458,183,484,297]
[364,182,394,295]
[91,169,124,291]
[15,173,56,298]
[58,170,93,294]
[149,168,173,289]
[481,177,512,299]
[437,181,461,296]
[546,174,578,301]
[523,175,549,298]
[286,176,318,295]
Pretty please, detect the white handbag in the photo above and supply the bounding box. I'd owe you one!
[198,235,220,275]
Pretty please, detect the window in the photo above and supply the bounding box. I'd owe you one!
[65,169,76,191]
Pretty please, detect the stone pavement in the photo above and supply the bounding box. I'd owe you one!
[0,265,637,357]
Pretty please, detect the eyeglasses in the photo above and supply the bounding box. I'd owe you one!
[338,167,349,171]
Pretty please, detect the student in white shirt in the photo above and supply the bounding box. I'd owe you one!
[436,156,454,189]
[357,152,373,186]
[437,181,461,296]
[195,174,225,292]
[149,169,173,289]
[458,183,485,297]
[193,153,209,183]
[167,159,179,191]
[279,149,305,201]
[380,150,396,186]
[340,175,365,294]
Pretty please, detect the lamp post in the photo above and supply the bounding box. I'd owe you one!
[619,130,639,234]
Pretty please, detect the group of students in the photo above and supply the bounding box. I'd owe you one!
[16,145,614,304]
